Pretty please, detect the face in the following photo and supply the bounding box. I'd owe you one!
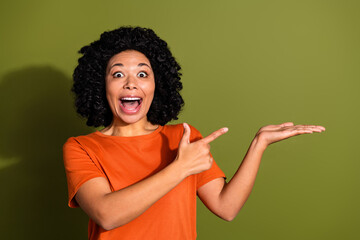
[105,50,155,126]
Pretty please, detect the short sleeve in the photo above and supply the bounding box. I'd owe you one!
[196,155,226,189]
[187,125,226,189]
[63,137,105,208]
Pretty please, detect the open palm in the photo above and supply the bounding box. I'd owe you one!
[255,122,326,147]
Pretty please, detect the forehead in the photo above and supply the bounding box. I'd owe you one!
[107,50,150,67]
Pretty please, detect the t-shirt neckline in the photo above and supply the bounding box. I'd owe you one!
[93,125,164,141]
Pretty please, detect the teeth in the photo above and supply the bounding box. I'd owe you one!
[121,97,141,101]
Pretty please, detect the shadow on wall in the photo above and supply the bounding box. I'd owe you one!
[0,66,93,239]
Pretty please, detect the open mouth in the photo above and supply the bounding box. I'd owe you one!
[120,97,143,113]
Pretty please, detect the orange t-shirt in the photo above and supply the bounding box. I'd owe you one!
[63,124,225,240]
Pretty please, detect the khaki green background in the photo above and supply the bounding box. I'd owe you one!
[0,0,359,239]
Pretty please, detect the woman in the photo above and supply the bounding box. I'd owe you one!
[63,26,325,240]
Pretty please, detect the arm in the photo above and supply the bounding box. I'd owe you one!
[76,161,186,230]
[75,123,227,230]
[197,122,326,221]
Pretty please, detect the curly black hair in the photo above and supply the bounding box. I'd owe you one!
[72,26,184,127]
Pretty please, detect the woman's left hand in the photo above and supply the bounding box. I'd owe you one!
[255,122,326,148]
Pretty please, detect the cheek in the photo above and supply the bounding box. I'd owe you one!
[105,83,119,108]
[105,80,120,97]
[142,81,155,98]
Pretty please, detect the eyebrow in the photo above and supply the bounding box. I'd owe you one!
[109,63,152,71]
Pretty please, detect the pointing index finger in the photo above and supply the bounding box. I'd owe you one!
[202,127,229,144]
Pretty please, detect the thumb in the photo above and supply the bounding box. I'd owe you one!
[281,122,294,127]
[180,123,191,146]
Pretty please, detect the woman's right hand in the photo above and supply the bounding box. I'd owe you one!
[174,123,228,177]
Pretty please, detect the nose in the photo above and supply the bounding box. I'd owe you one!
[123,76,137,90]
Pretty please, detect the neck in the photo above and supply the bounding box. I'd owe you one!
[100,118,159,137]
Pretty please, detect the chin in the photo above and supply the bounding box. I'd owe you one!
[116,113,148,125]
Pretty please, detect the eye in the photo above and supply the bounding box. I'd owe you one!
[137,71,148,78]
[113,72,124,78]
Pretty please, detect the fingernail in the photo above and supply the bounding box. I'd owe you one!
[223,127,229,132]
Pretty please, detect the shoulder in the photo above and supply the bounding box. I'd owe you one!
[63,132,102,153]
[163,123,203,142]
